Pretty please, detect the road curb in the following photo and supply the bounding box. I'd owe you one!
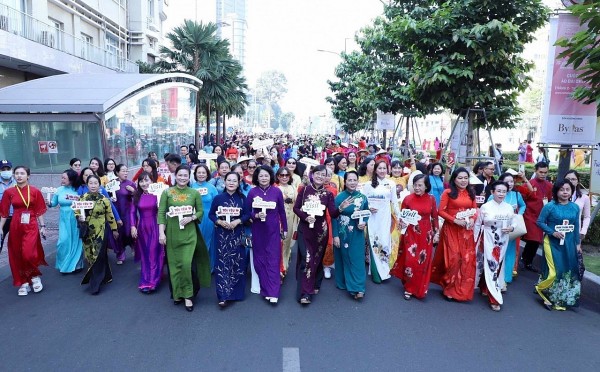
[582,270,600,305]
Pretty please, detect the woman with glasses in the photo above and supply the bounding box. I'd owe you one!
[293,165,351,304]
[284,158,302,189]
[70,158,82,175]
[276,167,298,279]
[244,160,258,185]
[564,170,590,244]
[474,181,516,311]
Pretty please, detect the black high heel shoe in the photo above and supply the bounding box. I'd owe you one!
[185,298,194,312]
[174,299,184,305]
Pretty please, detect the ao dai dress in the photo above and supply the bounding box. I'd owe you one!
[131,193,164,291]
[0,185,47,287]
[191,180,219,271]
[277,183,298,274]
[209,191,251,302]
[246,185,287,299]
[362,178,401,283]
[430,189,478,301]
[474,199,516,305]
[114,180,136,261]
[390,193,439,299]
[50,185,84,273]
[332,190,369,296]
[158,186,211,301]
[293,184,340,301]
[536,201,581,309]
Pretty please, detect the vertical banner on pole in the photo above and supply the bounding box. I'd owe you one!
[541,14,598,145]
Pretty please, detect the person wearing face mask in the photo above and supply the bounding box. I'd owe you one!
[0,160,16,252]
[0,166,48,296]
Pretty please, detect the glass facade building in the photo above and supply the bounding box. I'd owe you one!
[0,73,200,173]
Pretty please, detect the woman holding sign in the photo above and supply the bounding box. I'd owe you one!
[77,175,119,295]
[158,166,210,312]
[391,174,439,300]
[191,164,219,271]
[332,171,369,299]
[208,171,250,307]
[293,165,350,305]
[363,160,401,283]
[474,181,516,311]
[431,167,478,302]
[0,166,48,296]
[535,180,581,311]
[112,164,136,264]
[131,172,164,293]
[48,169,84,274]
[246,165,287,304]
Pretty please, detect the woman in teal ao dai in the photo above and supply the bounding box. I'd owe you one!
[536,179,581,311]
[48,169,84,273]
[332,171,369,300]
[191,164,219,271]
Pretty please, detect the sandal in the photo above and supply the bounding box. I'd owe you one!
[354,292,364,300]
[31,277,43,293]
[490,304,501,312]
[403,292,412,301]
[218,301,226,307]
[300,297,311,305]
[543,301,553,311]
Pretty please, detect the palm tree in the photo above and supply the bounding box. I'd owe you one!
[156,20,224,146]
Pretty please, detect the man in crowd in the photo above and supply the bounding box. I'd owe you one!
[0,159,16,252]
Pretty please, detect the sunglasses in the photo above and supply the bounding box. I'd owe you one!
[287,161,296,164]
[248,166,256,169]
[278,174,290,177]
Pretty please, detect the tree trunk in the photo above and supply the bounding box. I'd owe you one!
[404,116,410,158]
[195,93,201,148]
[222,115,227,141]
[215,110,221,144]
[557,144,572,182]
[466,110,475,169]
[205,103,211,144]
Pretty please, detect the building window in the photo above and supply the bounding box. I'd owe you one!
[81,33,93,60]
[47,18,63,49]
[105,34,121,69]
[148,0,154,18]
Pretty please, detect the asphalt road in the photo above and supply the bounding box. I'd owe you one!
[1,244,599,371]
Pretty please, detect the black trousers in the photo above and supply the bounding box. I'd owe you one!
[521,239,540,266]
[0,216,11,253]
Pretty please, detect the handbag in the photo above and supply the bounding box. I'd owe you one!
[508,214,527,240]
[77,220,90,240]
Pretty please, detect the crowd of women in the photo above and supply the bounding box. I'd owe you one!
[0,138,589,313]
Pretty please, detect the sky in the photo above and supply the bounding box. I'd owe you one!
[165,0,384,120]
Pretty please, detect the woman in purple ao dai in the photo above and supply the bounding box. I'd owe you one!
[131,172,164,293]
[246,165,287,304]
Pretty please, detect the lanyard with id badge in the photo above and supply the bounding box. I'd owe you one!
[17,185,31,224]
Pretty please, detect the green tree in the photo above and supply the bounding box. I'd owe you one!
[256,70,288,128]
[156,20,246,145]
[556,0,600,114]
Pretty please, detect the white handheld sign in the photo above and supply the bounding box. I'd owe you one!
[198,153,218,161]
[252,196,276,222]
[149,183,169,206]
[41,187,57,202]
[197,187,208,196]
[71,200,95,216]
[166,205,194,230]
[301,200,326,228]
[456,208,477,221]
[252,138,274,152]
[105,179,121,198]
[351,209,371,225]
[216,206,241,223]
[400,209,422,234]
[299,157,320,168]
[555,219,575,245]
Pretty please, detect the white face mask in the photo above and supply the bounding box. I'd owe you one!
[0,170,12,180]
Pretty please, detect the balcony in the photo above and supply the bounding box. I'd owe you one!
[0,3,138,73]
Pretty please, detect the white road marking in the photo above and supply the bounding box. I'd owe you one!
[283,347,300,372]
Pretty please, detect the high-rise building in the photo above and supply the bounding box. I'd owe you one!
[0,0,169,88]
[216,0,246,70]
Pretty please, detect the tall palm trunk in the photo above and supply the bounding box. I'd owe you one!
[222,115,227,141]
[205,103,211,144]
[215,110,221,144]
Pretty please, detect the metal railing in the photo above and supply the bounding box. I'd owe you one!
[0,3,138,73]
